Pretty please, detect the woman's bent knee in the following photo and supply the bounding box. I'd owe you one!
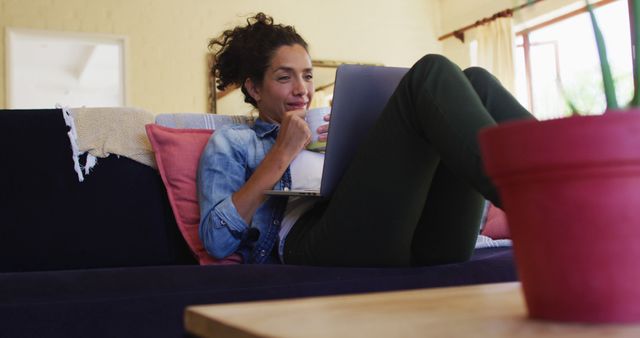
[463,66,496,84]
[414,54,456,69]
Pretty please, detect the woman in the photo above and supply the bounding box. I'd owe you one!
[197,13,535,266]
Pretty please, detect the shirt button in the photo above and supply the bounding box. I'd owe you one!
[284,187,290,191]
[273,219,280,225]
[260,250,266,256]
[220,220,227,226]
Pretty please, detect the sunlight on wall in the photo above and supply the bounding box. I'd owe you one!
[7,29,126,109]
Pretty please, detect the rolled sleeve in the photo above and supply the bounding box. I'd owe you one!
[200,196,248,258]
[214,197,249,237]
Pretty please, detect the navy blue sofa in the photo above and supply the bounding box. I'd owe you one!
[0,109,517,338]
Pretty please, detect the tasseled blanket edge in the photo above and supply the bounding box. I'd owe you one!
[58,104,98,182]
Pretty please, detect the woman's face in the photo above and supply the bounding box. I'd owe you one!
[247,44,314,123]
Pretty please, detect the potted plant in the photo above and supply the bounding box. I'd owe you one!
[478,0,640,323]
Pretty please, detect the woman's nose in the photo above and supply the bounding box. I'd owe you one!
[293,78,308,96]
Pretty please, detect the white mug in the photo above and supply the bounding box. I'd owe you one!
[305,106,330,152]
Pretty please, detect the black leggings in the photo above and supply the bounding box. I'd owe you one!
[284,54,535,267]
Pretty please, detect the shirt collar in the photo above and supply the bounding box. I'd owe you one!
[252,118,280,138]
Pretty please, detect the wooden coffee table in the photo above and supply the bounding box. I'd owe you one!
[184,282,640,338]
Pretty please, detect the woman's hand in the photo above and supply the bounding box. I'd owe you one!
[316,113,331,142]
[273,109,311,158]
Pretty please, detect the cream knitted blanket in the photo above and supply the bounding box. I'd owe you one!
[65,107,157,180]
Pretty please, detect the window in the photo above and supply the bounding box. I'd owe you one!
[515,0,632,120]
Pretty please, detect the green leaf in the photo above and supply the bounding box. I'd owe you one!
[556,78,581,116]
[631,0,640,106]
[586,0,618,110]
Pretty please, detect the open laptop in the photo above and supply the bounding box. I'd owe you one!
[264,64,409,197]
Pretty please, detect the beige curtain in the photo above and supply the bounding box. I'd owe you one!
[475,16,516,94]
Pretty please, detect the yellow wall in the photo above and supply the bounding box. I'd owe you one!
[0,0,442,114]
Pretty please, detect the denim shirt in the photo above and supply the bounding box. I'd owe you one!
[197,118,290,264]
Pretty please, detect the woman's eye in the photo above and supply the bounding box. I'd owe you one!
[278,76,290,81]
[305,74,313,80]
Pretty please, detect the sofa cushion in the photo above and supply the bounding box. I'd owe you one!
[481,203,510,239]
[0,247,516,338]
[0,109,196,272]
[154,112,251,129]
[145,124,241,265]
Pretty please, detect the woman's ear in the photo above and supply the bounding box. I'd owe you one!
[244,78,261,103]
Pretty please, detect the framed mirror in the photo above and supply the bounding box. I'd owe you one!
[207,59,381,115]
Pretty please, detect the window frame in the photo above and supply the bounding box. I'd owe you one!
[515,0,628,115]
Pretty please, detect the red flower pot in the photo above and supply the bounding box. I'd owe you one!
[479,111,640,323]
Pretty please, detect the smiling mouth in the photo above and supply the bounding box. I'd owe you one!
[287,102,308,110]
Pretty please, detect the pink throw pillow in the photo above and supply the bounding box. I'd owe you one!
[145,124,241,265]
[481,203,510,240]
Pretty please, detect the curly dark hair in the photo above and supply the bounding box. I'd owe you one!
[208,13,309,107]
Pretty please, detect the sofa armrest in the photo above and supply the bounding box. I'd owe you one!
[0,109,196,272]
